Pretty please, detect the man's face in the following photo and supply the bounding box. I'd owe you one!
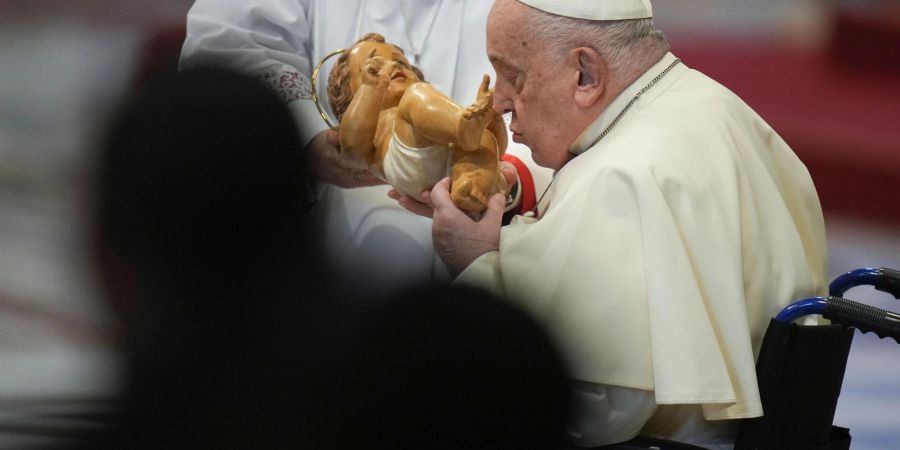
[487,0,577,170]
[348,41,420,107]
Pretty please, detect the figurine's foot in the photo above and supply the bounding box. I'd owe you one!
[451,171,489,214]
[457,75,495,151]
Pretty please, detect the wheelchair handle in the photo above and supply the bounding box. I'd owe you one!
[825,296,900,343]
[774,296,900,343]
[775,297,826,323]
[829,267,900,299]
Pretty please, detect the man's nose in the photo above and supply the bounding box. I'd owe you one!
[492,90,513,116]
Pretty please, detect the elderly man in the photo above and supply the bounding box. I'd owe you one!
[403,0,828,448]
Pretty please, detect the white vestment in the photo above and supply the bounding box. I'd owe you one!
[180,0,551,300]
[455,53,828,448]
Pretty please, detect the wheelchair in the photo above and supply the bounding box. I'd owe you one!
[600,267,900,450]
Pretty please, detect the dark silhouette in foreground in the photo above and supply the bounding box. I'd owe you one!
[317,285,571,450]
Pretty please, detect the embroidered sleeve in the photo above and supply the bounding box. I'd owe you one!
[251,63,314,106]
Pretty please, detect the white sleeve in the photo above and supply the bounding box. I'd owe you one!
[180,0,327,148]
[565,381,658,448]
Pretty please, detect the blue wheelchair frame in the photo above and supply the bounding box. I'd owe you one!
[601,267,900,450]
[776,267,900,341]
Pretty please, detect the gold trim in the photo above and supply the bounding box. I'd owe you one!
[311,48,346,130]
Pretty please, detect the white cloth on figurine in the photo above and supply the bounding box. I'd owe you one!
[383,132,450,203]
[455,52,828,445]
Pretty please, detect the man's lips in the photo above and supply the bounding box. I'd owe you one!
[509,124,523,142]
[391,71,407,81]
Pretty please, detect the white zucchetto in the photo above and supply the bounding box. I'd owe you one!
[516,0,653,20]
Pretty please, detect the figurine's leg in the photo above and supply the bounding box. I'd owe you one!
[394,83,459,147]
[456,75,496,151]
[394,76,495,151]
[449,131,507,215]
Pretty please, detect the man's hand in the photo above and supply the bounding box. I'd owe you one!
[499,160,518,192]
[305,129,383,188]
[388,189,434,217]
[427,177,505,278]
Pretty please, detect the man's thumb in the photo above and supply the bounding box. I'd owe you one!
[499,162,518,188]
[325,129,340,147]
[487,193,506,213]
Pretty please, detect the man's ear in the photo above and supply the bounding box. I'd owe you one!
[571,47,606,108]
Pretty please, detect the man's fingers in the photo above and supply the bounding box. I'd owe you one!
[347,169,382,186]
[304,129,386,188]
[388,189,434,218]
[427,177,455,211]
[325,129,340,147]
[421,190,432,208]
[400,197,434,218]
[499,161,518,188]
[487,193,506,215]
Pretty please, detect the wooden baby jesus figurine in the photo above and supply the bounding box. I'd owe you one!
[327,33,508,215]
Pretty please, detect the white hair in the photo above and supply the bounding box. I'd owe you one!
[525,10,670,76]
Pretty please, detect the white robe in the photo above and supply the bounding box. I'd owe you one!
[455,53,828,447]
[180,0,551,300]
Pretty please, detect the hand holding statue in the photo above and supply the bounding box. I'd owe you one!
[388,161,519,218]
[426,177,506,277]
[303,129,382,188]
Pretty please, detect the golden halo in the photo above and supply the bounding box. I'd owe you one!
[311,48,346,130]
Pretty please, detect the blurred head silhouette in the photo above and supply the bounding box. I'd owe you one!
[317,285,571,450]
[96,66,312,318]
[92,67,327,448]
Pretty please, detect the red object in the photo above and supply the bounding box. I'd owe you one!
[502,153,536,215]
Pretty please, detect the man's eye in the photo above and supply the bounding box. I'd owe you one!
[513,75,524,93]
[499,69,524,93]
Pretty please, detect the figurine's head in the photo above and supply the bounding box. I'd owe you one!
[328,33,425,121]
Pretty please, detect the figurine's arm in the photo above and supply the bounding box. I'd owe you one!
[339,58,388,166]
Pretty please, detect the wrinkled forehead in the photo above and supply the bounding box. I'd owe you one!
[348,41,410,67]
[487,0,528,31]
[487,0,534,67]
